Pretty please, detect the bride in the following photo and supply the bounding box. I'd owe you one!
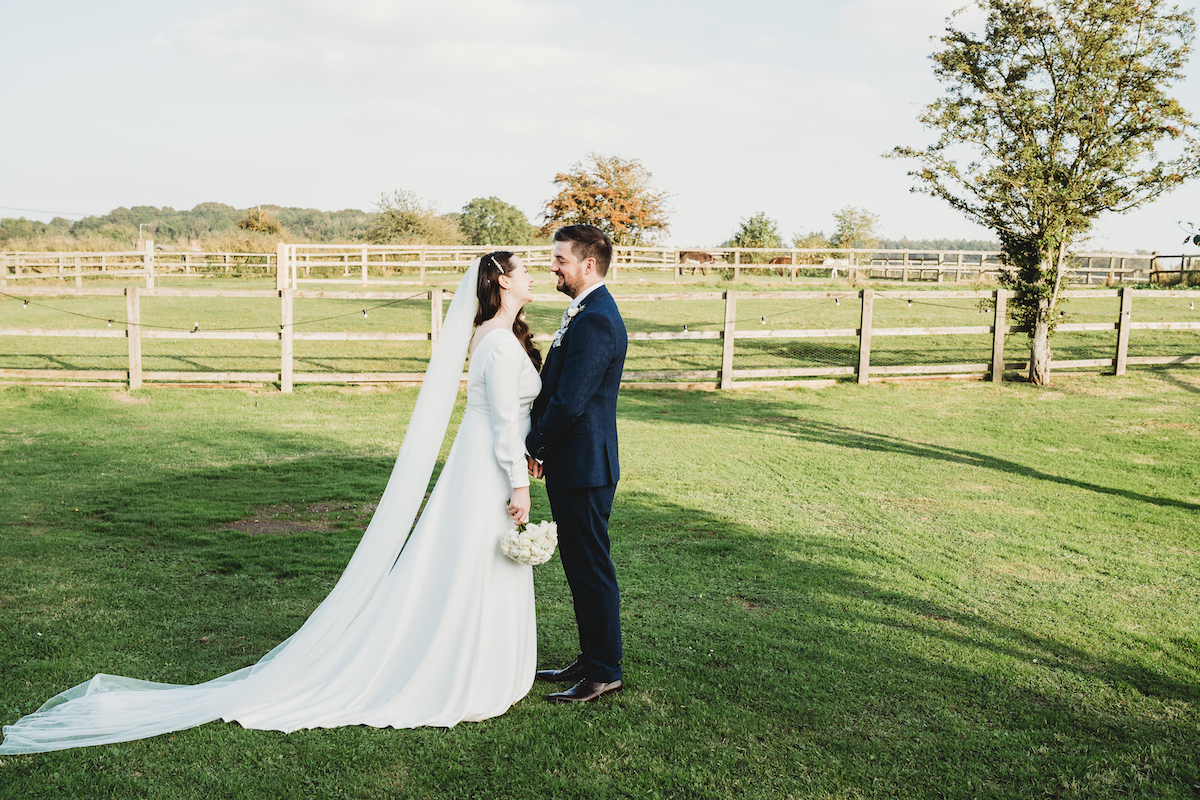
[1,253,542,753]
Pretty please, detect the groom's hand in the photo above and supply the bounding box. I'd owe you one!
[526,455,544,480]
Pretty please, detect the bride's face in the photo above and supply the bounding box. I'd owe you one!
[503,258,535,306]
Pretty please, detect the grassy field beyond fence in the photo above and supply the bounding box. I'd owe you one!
[1,375,1198,799]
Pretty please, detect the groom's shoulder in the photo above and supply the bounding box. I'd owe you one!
[588,285,622,316]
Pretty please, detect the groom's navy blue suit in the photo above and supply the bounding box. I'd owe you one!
[526,285,627,683]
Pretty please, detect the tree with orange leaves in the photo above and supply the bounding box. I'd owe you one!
[540,153,671,246]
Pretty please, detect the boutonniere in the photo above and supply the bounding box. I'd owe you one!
[551,304,585,349]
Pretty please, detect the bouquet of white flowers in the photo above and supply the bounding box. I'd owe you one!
[500,520,558,566]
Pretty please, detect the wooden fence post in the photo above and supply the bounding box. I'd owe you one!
[430,289,443,352]
[991,288,1007,382]
[1114,286,1133,376]
[720,290,737,390]
[74,257,83,288]
[126,287,142,390]
[144,240,155,288]
[276,242,287,290]
[0,255,7,288]
[361,247,369,286]
[857,289,873,385]
[281,289,294,393]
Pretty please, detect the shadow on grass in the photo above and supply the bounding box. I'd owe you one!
[1138,366,1200,395]
[619,392,1200,512]
[2,405,1198,797]
[607,490,1199,795]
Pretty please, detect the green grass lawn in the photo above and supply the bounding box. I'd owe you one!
[1,356,1199,798]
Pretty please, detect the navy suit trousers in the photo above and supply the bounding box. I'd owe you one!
[547,482,622,682]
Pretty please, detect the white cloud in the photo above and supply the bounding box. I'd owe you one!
[834,0,981,48]
[175,0,895,145]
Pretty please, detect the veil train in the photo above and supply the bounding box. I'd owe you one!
[0,260,483,753]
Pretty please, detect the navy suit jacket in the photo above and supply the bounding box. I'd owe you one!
[526,285,627,488]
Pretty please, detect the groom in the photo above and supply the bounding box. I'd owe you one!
[526,224,628,703]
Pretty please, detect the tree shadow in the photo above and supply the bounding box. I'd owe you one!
[594,490,1198,795]
[1136,366,1200,395]
[618,393,1200,512]
[2,417,1198,796]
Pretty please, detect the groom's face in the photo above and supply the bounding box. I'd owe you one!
[550,241,593,298]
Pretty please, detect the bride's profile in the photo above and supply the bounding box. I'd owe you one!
[1,252,542,753]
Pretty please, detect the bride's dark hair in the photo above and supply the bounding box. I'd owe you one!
[475,251,542,371]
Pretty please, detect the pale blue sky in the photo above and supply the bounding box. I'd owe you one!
[4,0,1200,251]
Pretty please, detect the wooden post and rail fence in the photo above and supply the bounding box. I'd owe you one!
[5,243,1199,288]
[2,285,1198,392]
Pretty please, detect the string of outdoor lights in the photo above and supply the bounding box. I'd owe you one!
[668,295,860,332]
[7,289,1194,338]
[1,291,430,333]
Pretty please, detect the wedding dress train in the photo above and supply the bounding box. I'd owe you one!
[1,261,542,753]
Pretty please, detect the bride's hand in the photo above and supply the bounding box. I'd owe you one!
[507,486,530,525]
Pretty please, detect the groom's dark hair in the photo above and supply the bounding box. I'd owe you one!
[554,225,612,276]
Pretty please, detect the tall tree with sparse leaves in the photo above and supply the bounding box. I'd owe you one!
[367,190,461,245]
[894,0,1200,384]
[829,206,881,250]
[540,153,671,245]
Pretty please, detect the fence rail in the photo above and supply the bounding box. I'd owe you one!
[7,243,1195,289]
[2,285,1198,391]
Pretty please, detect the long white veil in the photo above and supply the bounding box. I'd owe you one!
[0,260,482,754]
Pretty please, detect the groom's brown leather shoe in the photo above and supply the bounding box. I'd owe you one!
[547,679,623,703]
[534,660,587,683]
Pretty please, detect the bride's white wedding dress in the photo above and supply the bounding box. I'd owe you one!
[1,261,542,753]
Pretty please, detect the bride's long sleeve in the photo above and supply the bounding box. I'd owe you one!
[484,339,531,490]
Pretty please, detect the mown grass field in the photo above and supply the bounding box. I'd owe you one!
[0,371,1198,799]
[3,274,1199,381]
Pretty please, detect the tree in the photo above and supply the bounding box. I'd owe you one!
[829,206,881,250]
[723,212,784,264]
[367,190,461,245]
[893,0,1200,384]
[729,212,783,249]
[237,206,284,235]
[459,197,538,245]
[540,153,670,245]
[791,230,832,264]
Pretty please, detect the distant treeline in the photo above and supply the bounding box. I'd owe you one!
[877,238,1001,252]
[0,203,377,251]
[1,202,1004,254]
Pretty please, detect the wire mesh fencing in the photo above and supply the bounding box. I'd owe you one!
[1127,293,1200,363]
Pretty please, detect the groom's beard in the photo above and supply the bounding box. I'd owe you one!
[555,273,583,298]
